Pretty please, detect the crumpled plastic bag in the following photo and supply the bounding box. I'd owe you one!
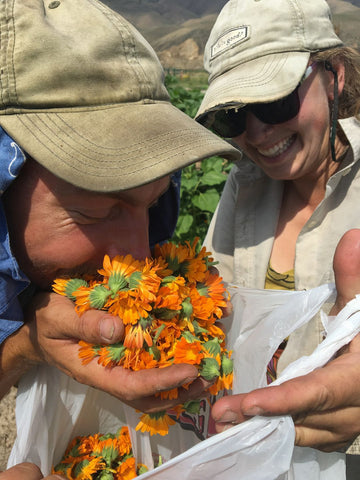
[9,282,360,479]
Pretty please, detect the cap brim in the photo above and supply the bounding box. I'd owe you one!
[0,101,240,192]
[196,51,310,124]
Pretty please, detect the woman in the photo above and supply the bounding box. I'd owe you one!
[195,0,360,461]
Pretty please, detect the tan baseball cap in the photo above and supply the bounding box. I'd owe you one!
[0,0,240,192]
[196,0,343,129]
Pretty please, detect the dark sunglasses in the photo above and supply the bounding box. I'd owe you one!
[211,62,317,138]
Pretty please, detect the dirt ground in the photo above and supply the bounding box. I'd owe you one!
[0,387,17,471]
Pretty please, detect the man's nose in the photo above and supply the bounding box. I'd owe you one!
[104,213,152,260]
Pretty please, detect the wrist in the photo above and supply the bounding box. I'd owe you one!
[0,324,41,399]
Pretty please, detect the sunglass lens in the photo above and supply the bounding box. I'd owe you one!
[210,87,301,137]
[212,108,247,138]
[251,89,300,125]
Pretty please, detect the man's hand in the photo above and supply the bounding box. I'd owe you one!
[0,462,64,479]
[1,292,209,411]
[212,337,360,451]
[212,229,360,452]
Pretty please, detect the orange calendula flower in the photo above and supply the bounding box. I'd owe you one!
[98,254,140,291]
[124,320,153,349]
[78,341,103,366]
[107,291,153,325]
[53,427,152,479]
[136,411,176,436]
[173,336,204,365]
[53,240,233,437]
[52,278,89,301]
[127,258,162,303]
[154,241,189,274]
[135,350,159,370]
[157,386,179,400]
[72,283,112,314]
[77,457,106,479]
[179,252,208,284]
[117,456,138,480]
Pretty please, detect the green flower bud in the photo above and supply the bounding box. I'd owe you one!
[203,338,221,357]
[196,282,209,297]
[192,320,208,336]
[181,331,197,343]
[221,354,234,376]
[138,465,149,475]
[153,308,180,320]
[180,297,193,319]
[128,271,143,289]
[199,357,220,381]
[161,275,177,284]
[183,400,201,414]
[165,256,180,274]
[89,285,111,309]
[148,345,161,362]
[98,471,114,480]
[64,278,88,301]
[73,460,91,478]
[108,273,128,294]
[106,343,126,363]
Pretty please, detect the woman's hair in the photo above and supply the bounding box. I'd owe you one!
[311,47,360,119]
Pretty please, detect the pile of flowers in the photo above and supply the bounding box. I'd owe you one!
[53,239,233,436]
[52,426,153,479]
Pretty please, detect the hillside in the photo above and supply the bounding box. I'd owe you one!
[102,0,360,69]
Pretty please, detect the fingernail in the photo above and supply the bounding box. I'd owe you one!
[217,410,237,423]
[242,406,265,416]
[100,316,115,342]
[222,423,235,431]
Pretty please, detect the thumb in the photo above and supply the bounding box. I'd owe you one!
[331,228,360,315]
[75,309,125,344]
[0,463,43,479]
[30,292,125,345]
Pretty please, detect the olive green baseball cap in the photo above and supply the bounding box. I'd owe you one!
[0,0,240,192]
[196,0,343,130]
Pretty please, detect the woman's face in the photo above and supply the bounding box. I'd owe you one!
[232,62,345,182]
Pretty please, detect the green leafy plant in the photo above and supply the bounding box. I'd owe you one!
[165,74,232,244]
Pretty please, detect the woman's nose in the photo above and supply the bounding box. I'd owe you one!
[244,111,275,142]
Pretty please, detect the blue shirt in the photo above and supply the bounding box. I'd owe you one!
[0,127,30,344]
[0,127,181,344]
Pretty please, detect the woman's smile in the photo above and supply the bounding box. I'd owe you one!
[257,134,296,158]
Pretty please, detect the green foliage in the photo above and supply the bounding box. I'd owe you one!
[165,74,231,244]
[165,74,204,118]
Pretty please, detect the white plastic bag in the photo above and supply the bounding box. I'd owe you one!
[9,283,360,479]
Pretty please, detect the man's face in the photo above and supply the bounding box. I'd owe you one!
[3,159,170,289]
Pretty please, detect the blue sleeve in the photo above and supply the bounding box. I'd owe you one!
[0,127,30,344]
[149,170,181,247]
[0,204,29,344]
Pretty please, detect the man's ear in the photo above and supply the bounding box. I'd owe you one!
[326,60,345,100]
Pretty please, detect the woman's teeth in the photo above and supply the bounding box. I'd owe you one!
[258,135,295,157]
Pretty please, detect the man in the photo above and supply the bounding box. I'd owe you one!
[0,0,239,477]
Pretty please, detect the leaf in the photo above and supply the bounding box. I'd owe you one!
[181,175,198,191]
[175,214,193,235]
[192,189,220,213]
[201,171,227,187]
[201,156,224,173]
